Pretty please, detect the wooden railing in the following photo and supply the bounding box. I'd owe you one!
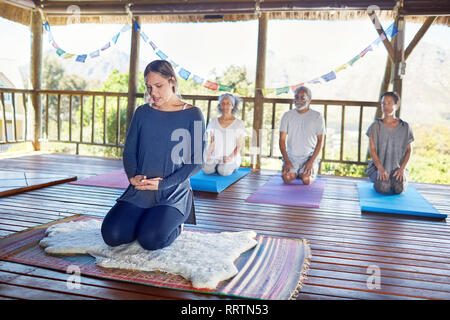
[0,88,379,168]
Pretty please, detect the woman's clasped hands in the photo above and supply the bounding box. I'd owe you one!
[129,175,162,190]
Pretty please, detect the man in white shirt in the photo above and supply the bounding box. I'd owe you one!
[279,86,325,185]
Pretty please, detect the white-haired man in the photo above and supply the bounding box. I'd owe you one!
[279,86,325,185]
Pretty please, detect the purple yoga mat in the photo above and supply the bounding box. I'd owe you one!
[245,175,325,208]
[69,169,129,189]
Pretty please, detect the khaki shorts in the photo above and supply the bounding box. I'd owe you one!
[283,154,319,179]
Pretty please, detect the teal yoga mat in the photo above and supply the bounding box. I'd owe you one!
[356,181,446,219]
[190,167,251,193]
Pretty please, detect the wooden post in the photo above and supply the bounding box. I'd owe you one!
[30,10,43,151]
[392,14,405,118]
[126,15,141,133]
[252,12,268,170]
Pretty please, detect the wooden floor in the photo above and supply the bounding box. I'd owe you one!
[0,152,449,300]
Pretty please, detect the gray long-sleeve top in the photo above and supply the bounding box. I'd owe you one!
[117,104,205,216]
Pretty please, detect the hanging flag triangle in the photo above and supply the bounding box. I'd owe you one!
[178,68,191,80]
[76,54,87,63]
[276,86,290,95]
[101,42,111,51]
[219,84,233,91]
[334,64,348,73]
[134,20,140,32]
[149,41,157,50]
[204,81,219,91]
[321,71,336,82]
[56,48,66,56]
[193,75,204,85]
[90,50,100,58]
[156,50,168,60]
[348,55,360,66]
[235,87,248,96]
[112,33,120,44]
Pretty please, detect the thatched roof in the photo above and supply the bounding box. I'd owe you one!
[1,0,450,26]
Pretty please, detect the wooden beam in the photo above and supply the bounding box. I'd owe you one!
[30,10,43,151]
[252,12,268,170]
[2,0,36,10]
[405,16,436,60]
[40,1,401,16]
[367,8,395,61]
[126,16,141,134]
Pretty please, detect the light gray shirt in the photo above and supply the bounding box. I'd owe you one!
[279,109,326,158]
[366,119,414,176]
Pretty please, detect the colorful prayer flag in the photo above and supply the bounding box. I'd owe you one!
[43,22,50,32]
[56,48,65,56]
[75,54,87,63]
[134,20,140,32]
[149,41,158,50]
[178,68,191,80]
[262,88,275,96]
[276,86,290,95]
[385,23,398,39]
[120,25,131,33]
[291,83,304,92]
[219,84,233,92]
[235,87,248,97]
[308,78,322,84]
[101,42,111,51]
[156,50,168,60]
[204,81,219,91]
[372,37,382,47]
[359,45,373,58]
[321,71,336,82]
[193,75,204,85]
[51,41,59,49]
[63,53,75,60]
[348,55,360,66]
[112,33,120,44]
[334,64,348,73]
[89,50,100,58]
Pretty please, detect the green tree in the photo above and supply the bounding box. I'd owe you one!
[42,56,87,140]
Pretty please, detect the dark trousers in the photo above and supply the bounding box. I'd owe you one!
[369,168,408,195]
[101,201,187,250]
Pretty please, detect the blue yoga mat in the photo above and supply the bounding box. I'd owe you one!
[190,167,251,193]
[356,181,446,219]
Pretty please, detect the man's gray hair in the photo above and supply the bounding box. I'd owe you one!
[217,93,242,115]
[294,86,312,99]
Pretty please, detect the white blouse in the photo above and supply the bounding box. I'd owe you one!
[206,117,246,162]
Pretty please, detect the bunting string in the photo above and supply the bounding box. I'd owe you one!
[43,19,398,96]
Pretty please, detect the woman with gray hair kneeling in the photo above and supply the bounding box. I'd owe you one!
[203,93,246,176]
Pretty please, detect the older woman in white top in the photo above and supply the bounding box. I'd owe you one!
[203,93,246,176]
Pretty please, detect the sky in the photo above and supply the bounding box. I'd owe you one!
[1,16,450,82]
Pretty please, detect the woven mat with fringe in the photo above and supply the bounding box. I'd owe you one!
[0,215,311,300]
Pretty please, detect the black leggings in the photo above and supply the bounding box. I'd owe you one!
[101,201,187,250]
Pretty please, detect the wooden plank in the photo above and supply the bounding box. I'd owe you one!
[0,153,449,300]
